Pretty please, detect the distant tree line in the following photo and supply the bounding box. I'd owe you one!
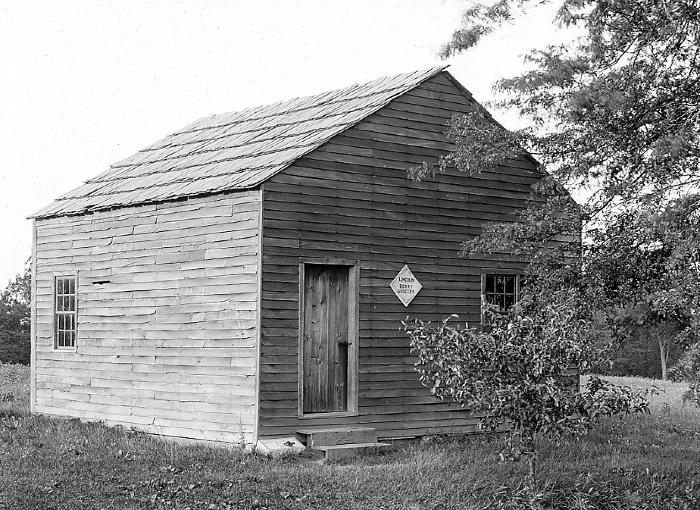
[0,260,31,364]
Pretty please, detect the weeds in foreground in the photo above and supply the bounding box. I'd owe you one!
[1,365,698,509]
[0,363,29,415]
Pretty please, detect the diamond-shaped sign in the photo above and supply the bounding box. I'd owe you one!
[390,265,422,307]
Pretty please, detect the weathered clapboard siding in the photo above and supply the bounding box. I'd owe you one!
[32,191,261,444]
[258,72,542,439]
[32,68,558,444]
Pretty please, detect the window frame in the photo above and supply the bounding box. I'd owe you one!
[53,273,78,350]
[480,269,522,323]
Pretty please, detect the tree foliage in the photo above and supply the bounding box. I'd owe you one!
[428,0,700,393]
[441,0,699,215]
[0,261,31,365]
[433,0,700,248]
[407,0,700,489]
[405,292,648,489]
[587,195,700,379]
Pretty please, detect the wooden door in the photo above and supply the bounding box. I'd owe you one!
[302,265,350,414]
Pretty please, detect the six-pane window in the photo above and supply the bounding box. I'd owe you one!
[483,273,520,311]
[55,276,77,348]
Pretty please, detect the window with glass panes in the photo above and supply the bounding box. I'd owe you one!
[483,273,520,311]
[55,276,77,348]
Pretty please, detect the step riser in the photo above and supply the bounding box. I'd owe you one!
[304,430,378,447]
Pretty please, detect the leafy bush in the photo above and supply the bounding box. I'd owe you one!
[405,293,649,489]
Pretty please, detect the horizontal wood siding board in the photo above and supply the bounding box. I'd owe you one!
[305,146,537,181]
[266,175,532,202]
[33,191,261,445]
[294,150,538,182]
[258,73,539,439]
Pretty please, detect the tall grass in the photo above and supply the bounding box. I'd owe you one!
[0,362,30,414]
[1,365,698,509]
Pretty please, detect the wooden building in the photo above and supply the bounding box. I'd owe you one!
[30,67,542,448]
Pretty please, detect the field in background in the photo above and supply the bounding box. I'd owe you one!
[1,363,698,509]
[582,374,698,411]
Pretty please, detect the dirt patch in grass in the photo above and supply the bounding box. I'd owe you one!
[1,367,698,509]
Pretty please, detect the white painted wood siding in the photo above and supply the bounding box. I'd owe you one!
[32,191,260,445]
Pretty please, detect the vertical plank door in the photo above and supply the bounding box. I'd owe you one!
[302,265,349,414]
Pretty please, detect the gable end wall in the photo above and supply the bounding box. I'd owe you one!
[258,71,542,439]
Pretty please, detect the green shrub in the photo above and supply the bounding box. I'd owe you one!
[405,292,649,490]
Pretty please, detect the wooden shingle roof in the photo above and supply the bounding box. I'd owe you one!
[32,66,448,219]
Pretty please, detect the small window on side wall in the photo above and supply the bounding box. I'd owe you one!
[482,272,520,313]
[55,275,77,349]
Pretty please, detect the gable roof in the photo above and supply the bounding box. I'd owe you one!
[32,66,450,219]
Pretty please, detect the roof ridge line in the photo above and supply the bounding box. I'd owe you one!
[171,66,449,136]
[31,65,452,218]
[107,115,376,171]
[245,66,449,186]
[170,85,410,137]
[109,67,449,171]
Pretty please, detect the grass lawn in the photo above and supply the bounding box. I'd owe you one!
[1,364,698,509]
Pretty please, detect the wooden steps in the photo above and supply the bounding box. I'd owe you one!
[296,426,378,447]
[296,426,389,459]
[315,442,389,460]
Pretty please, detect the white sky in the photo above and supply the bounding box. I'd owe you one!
[0,0,568,286]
